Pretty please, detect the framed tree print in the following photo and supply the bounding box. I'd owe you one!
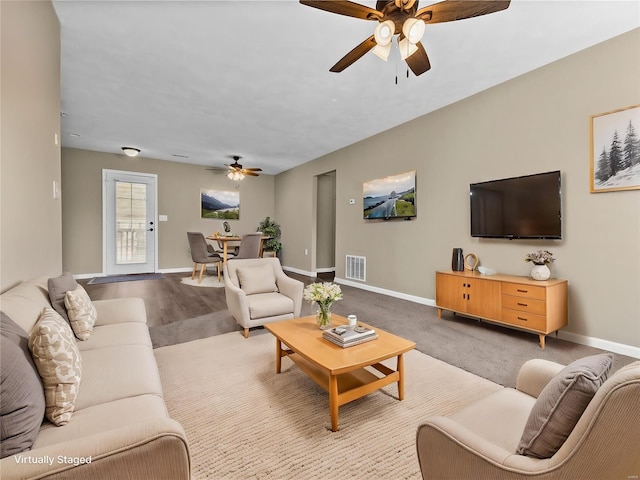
[590,105,640,193]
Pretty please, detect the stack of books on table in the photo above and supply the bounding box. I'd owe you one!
[322,325,378,348]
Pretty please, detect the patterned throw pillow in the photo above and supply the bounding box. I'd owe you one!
[64,285,97,341]
[29,308,82,426]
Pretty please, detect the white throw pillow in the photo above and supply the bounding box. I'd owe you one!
[236,264,278,295]
[29,307,82,426]
[64,284,97,340]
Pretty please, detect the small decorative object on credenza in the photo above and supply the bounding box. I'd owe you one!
[464,253,479,271]
[525,250,555,281]
[323,325,378,348]
[452,248,464,271]
[303,282,343,330]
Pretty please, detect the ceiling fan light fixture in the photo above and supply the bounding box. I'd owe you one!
[402,17,425,44]
[121,147,140,157]
[374,20,395,46]
[398,37,419,60]
[372,42,392,61]
[227,171,244,181]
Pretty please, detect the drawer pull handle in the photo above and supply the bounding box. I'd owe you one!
[517,289,528,293]
[517,317,528,322]
[517,302,528,307]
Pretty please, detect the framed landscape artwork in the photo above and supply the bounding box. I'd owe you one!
[363,170,416,219]
[200,189,239,219]
[590,104,640,193]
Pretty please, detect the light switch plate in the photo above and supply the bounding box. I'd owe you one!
[159,215,168,222]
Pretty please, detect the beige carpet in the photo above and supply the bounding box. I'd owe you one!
[155,332,502,479]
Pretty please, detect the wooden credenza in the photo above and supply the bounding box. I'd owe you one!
[435,270,567,348]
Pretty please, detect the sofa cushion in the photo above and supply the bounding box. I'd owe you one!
[0,313,46,458]
[64,285,97,341]
[236,264,278,295]
[516,353,614,459]
[29,308,82,426]
[247,293,294,319]
[47,272,78,323]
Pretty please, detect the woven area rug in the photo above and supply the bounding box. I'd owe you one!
[180,276,225,288]
[155,332,502,479]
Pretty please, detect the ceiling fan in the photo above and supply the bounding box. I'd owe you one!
[207,155,262,180]
[299,0,511,76]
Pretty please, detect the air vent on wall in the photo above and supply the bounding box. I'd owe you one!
[345,255,366,282]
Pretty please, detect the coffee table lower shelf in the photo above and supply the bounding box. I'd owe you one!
[280,346,403,431]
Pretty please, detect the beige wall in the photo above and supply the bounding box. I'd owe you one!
[1,1,61,292]
[62,148,275,273]
[275,29,640,349]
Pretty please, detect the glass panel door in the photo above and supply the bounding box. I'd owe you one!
[103,170,157,275]
[116,181,147,265]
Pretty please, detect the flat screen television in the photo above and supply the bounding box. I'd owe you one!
[470,170,562,239]
[363,170,416,220]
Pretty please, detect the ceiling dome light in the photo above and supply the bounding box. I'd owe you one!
[374,20,395,46]
[122,147,140,157]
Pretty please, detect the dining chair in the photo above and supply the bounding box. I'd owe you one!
[229,232,263,260]
[187,232,222,283]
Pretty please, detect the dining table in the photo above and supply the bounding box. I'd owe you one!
[206,234,270,264]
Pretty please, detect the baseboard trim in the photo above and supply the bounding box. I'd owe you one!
[333,277,436,307]
[333,277,638,359]
[282,266,317,277]
[557,331,640,359]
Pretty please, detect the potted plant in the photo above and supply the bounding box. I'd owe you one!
[257,217,282,255]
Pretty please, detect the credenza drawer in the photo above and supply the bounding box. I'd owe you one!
[501,309,546,331]
[501,295,546,315]
[501,283,546,300]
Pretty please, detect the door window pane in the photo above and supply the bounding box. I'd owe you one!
[116,182,147,264]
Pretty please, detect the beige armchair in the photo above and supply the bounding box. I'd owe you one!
[223,257,303,338]
[416,358,640,479]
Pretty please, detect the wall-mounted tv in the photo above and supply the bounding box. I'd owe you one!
[470,170,562,239]
[363,170,416,220]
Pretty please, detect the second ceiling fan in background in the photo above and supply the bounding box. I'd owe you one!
[300,0,511,76]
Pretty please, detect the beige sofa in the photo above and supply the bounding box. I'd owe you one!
[416,357,640,479]
[0,277,190,479]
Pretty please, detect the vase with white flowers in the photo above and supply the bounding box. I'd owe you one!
[525,250,555,280]
[303,282,343,329]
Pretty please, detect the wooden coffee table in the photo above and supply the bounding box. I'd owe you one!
[265,315,415,431]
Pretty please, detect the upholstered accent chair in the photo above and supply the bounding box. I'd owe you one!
[187,232,222,283]
[416,358,640,479]
[223,257,303,338]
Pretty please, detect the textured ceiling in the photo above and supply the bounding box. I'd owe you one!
[53,0,640,174]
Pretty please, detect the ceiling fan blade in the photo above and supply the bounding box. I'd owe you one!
[242,171,260,177]
[416,0,510,23]
[330,35,377,72]
[405,41,431,76]
[299,0,383,21]
[243,167,263,172]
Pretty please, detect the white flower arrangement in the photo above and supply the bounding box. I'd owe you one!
[525,250,556,266]
[303,282,343,309]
